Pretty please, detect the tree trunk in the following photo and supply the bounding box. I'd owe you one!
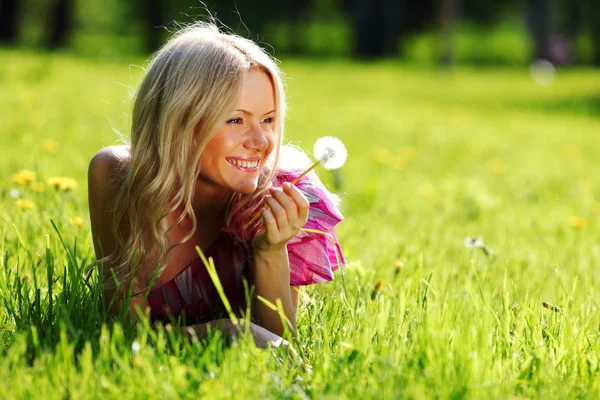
[142,0,166,53]
[438,0,461,67]
[45,0,74,49]
[352,0,404,59]
[589,0,600,65]
[526,0,551,61]
[0,0,20,44]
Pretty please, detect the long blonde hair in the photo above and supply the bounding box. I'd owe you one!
[93,22,287,295]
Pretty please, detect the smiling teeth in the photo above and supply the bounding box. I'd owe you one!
[228,159,259,168]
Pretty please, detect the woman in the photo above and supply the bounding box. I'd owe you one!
[87,22,345,347]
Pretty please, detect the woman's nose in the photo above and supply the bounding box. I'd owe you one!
[245,122,269,152]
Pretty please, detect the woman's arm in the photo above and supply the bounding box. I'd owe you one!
[251,182,308,336]
[252,248,297,336]
[88,146,147,318]
[168,318,292,349]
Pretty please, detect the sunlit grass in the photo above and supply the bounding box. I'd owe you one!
[1,49,599,398]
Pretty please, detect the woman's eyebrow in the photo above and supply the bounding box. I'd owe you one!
[236,109,276,116]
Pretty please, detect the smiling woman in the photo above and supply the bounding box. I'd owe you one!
[86,22,345,348]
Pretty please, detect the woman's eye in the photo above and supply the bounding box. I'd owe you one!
[262,117,275,124]
[227,118,243,124]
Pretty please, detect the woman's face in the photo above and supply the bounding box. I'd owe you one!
[198,69,277,195]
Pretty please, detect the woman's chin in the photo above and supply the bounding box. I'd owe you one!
[233,183,259,195]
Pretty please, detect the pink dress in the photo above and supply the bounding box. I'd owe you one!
[146,169,346,325]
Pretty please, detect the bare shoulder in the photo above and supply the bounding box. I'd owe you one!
[88,145,130,190]
[88,145,131,260]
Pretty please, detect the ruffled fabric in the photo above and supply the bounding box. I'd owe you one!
[273,170,346,286]
[146,168,346,324]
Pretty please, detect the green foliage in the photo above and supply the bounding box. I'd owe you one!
[1,49,600,398]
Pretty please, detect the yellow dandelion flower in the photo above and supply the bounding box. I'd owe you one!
[30,111,46,129]
[42,139,60,154]
[394,260,403,275]
[418,183,436,198]
[392,157,406,170]
[561,146,581,163]
[72,217,85,228]
[16,199,36,209]
[30,181,46,192]
[12,169,37,185]
[371,280,384,299]
[592,202,600,215]
[400,145,416,160]
[47,177,77,190]
[20,91,38,110]
[487,157,506,174]
[374,147,392,165]
[568,216,586,229]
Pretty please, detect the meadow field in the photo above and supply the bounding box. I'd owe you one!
[1,49,600,398]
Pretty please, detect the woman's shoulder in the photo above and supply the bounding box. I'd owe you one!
[90,145,130,170]
[88,145,130,190]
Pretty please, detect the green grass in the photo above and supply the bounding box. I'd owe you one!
[1,49,600,398]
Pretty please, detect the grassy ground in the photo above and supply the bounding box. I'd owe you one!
[1,49,600,398]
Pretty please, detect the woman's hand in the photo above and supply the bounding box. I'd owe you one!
[252,182,309,253]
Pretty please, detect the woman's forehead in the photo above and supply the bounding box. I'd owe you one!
[235,69,276,111]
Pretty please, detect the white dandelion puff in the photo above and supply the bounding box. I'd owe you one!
[290,136,348,185]
[9,189,20,199]
[464,236,484,249]
[313,136,348,170]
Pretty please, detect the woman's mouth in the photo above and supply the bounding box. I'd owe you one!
[226,158,260,172]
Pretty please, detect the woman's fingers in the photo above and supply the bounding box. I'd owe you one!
[262,208,278,235]
[269,187,298,223]
[265,195,288,230]
[260,184,310,247]
[282,182,309,225]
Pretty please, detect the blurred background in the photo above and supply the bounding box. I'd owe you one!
[0,0,598,66]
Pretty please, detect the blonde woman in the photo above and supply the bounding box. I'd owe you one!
[88,22,345,347]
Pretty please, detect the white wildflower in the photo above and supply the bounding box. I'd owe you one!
[313,136,348,170]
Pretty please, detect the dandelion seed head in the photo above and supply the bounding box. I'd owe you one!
[464,236,485,249]
[530,59,556,87]
[131,340,140,355]
[9,189,21,199]
[313,136,347,170]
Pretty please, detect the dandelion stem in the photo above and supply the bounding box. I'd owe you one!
[290,160,321,185]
